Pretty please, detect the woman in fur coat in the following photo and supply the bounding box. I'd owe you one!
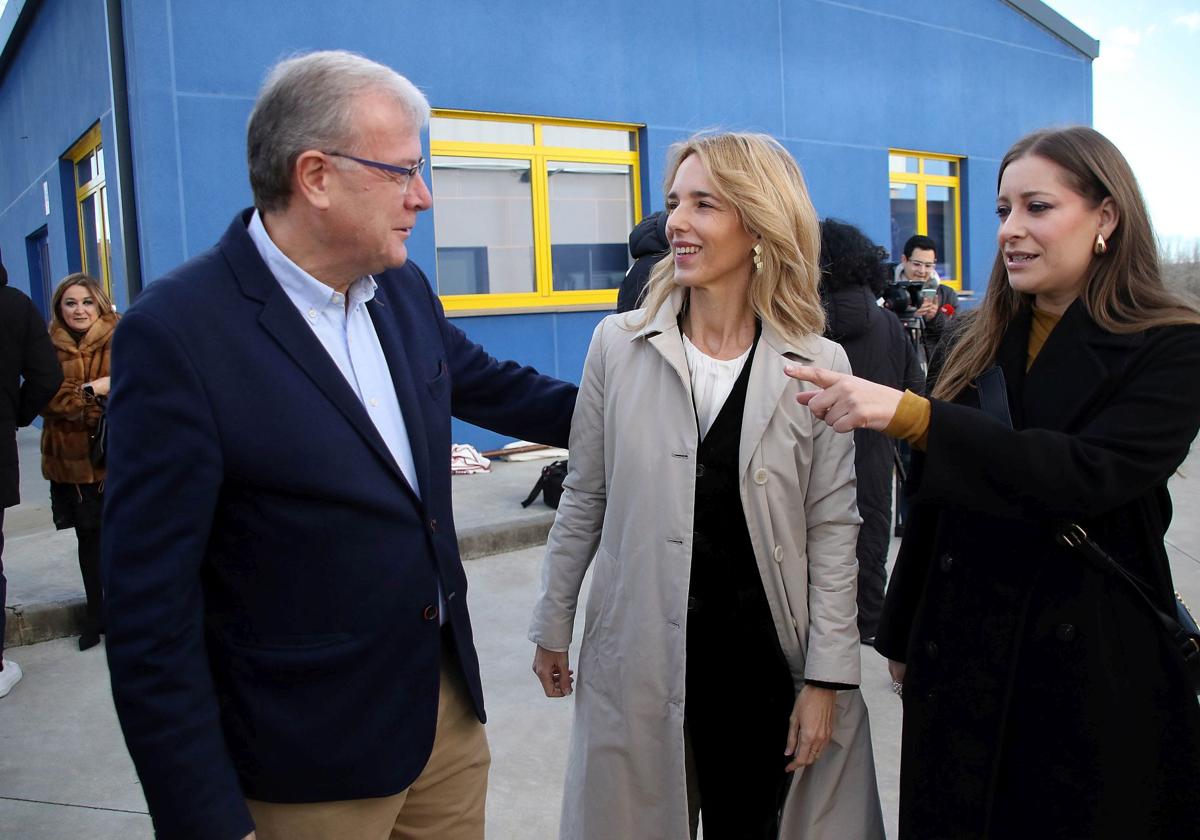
[42,273,118,651]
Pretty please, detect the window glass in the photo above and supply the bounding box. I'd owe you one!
[924,158,956,177]
[547,162,634,291]
[889,182,917,261]
[431,156,535,296]
[76,153,94,187]
[81,193,101,278]
[889,154,919,174]
[430,117,533,146]
[542,125,632,151]
[925,185,957,279]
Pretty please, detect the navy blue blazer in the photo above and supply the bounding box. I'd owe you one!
[102,211,576,840]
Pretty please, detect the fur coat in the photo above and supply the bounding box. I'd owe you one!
[41,313,117,485]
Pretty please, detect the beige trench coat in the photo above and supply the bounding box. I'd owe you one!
[529,293,885,840]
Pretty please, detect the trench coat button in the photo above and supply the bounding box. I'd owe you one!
[422,604,438,621]
[939,553,954,572]
[791,617,799,629]
[1056,623,1077,642]
[773,545,784,563]
[925,641,939,659]
[753,468,769,485]
[927,689,937,702]
[696,464,706,478]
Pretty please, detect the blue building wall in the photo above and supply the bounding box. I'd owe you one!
[3,0,1094,448]
[0,0,135,314]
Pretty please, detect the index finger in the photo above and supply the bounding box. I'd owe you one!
[783,365,843,389]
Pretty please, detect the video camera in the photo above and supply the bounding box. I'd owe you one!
[882,279,935,321]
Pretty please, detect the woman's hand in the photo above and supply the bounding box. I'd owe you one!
[87,376,111,398]
[532,645,574,697]
[784,365,904,433]
[785,684,837,771]
[889,660,906,697]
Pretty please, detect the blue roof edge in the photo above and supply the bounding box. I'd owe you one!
[1006,0,1100,59]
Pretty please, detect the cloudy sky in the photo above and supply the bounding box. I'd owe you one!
[1045,1,1200,249]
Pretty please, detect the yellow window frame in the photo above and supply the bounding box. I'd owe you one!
[889,149,963,290]
[431,110,643,312]
[65,123,113,297]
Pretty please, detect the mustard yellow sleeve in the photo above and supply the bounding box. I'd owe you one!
[884,390,931,450]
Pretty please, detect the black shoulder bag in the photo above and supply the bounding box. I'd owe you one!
[89,398,108,468]
[521,459,568,509]
[975,365,1200,694]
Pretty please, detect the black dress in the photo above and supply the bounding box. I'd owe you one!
[684,330,796,839]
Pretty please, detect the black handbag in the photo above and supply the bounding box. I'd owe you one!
[89,407,107,468]
[1056,523,1200,695]
[521,459,568,509]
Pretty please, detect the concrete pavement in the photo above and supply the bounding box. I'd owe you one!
[1,424,1198,837]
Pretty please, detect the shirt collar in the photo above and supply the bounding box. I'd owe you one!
[247,210,377,309]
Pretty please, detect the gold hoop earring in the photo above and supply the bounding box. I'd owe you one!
[1094,232,1107,256]
[753,242,764,274]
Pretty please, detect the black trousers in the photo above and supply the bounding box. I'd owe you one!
[684,598,796,839]
[1,506,7,659]
[77,524,103,634]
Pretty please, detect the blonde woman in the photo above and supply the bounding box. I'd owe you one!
[789,126,1200,837]
[42,273,118,651]
[529,133,883,839]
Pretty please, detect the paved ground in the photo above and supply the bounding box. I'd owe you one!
[2,425,1198,838]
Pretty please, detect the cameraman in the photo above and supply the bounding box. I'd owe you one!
[894,234,959,354]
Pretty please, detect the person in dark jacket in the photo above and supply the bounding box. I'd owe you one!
[818,220,923,642]
[788,126,1200,838]
[615,210,669,313]
[0,251,64,697]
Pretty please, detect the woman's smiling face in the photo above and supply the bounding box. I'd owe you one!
[60,284,100,332]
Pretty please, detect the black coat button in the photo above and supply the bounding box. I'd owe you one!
[428,518,438,532]
[423,604,438,621]
[696,464,706,477]
[926,641,939,659]
[1056,623,1077,642]
[940,553,954,572]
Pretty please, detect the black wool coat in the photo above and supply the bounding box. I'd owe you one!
[876,300,1200,839]
[0,282,62,507]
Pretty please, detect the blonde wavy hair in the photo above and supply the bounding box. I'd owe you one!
[934,126,1200,400]
[632,132,825,341]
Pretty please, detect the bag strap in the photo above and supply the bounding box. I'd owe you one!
[1056,523,1200,670]
[521,471,547,508]
[974,365,1013,428]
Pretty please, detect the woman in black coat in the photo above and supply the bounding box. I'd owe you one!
[786,126,1200,837]
[818,220,924,642]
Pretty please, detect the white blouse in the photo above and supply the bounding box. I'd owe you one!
[681,334,752,438]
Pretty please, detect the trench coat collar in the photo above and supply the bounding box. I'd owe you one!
[632,287,826,475]
[1009,297,1143,432]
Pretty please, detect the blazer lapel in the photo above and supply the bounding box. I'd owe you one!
[368,285,432,502]
[1021,299,1141,431]
[992,305,1032,429]
[220,212,416,495]
[738,320,820,479]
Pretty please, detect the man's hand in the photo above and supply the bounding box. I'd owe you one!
[785,365,905,433]
[532,645,574,697]
[915,298,938,322]
[785,685,837,771]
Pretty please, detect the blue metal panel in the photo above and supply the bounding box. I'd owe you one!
[0,0,113,301]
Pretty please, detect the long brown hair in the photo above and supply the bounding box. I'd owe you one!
[50,273,116,334]
[633,132,825,341]
[934,126,1200,401]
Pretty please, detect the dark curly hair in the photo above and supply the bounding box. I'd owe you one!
[819,219,889,298]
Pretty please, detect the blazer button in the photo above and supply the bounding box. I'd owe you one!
[939,553,954,572]
[428,518,438,533]
[423,604,438,621]
[753,468,769,485]
[773,545,784,563]
[696,464,706,477]
[1056,623,1077,642]
[925,640,939,659]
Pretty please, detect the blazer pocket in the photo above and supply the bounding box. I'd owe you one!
[426,358,449,400]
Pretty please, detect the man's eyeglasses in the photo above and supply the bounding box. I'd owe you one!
[907,259,937,270]
[325,151,426,193]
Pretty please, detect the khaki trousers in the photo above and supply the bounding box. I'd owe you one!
[248,649,490,840]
